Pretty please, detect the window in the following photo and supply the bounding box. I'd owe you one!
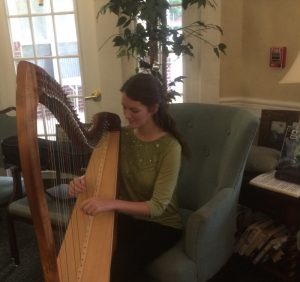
[4,0,85,139]
[167,0,183,102]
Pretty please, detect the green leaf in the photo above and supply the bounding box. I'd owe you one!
[213,47,220,57]
[215,25,223,35]
[113,36,125,47]
[182,0,217,10]
[98,3,110,15]
[218,43,227,54]
[195,20,206,27]
[135,23,146,34]
[182,0,188,9]
[117,16,128,27]
[124,28,132,37]
[174,75,187,82]
[187,43,194,50]
[117,49,127,58]
[100,1,121,15]
[123,19,132,28]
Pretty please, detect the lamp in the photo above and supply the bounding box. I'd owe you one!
[280,50,300,84]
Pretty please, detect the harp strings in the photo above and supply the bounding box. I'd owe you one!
[38,99,82,280]
[40,98,111,281]
[39,104,73,246]
[55,112,80,280]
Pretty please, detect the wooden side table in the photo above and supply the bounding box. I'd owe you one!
[239,172,300,282]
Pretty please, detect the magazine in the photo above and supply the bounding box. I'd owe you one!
[274,124,300,184]
[250,170,300,198]
[278,124,300,169]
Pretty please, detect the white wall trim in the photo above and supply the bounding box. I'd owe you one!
[220,96,300,111]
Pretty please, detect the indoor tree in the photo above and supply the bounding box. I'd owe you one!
[98,0,226,101]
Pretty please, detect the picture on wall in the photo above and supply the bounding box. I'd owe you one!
[258,110,300,151]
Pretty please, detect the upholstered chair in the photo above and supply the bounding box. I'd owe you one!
[147,103,259,282]
[0,107,18,208]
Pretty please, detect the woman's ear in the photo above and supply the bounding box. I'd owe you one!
[149,103,159,114]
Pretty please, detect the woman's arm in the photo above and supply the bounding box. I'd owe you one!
[70,139,181,218]
[69,176,150,217]
[146,141,182,218]
[81,198,150,217]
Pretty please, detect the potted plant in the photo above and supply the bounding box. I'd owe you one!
[98,0,226,101]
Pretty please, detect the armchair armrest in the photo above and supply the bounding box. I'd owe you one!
[185,187,238,280]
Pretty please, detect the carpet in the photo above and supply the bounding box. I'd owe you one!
[0,209,43,282]
[0,208,281,282]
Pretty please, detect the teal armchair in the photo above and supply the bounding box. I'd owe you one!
[147,103,259,282]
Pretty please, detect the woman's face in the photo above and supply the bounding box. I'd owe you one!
[121,92,157,129]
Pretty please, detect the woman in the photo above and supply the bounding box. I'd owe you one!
[69,73,189,281]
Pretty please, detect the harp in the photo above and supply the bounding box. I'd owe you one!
[15,61,120,281]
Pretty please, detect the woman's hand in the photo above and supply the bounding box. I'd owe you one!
[81,198,115,216]
[68,175,86,197]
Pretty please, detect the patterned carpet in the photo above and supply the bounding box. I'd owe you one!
[0,208,280,282]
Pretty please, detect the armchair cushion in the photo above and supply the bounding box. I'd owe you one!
[0,176,14,205]
[245,145,280,173]
[8,184,75,226]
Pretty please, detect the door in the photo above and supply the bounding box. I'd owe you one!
[0,0,107,128]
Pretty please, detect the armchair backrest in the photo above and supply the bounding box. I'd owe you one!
[169,103,258,211]
[0,107,17,169]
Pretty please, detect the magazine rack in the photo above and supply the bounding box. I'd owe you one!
[239,175,300,282]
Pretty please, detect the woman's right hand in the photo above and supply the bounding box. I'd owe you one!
[68,175,86,197]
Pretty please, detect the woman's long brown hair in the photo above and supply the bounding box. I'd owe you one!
[120,73,190,158]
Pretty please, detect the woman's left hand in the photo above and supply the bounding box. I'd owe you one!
[81,197,114,216]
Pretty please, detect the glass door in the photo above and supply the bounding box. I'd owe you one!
[4,0,85,138]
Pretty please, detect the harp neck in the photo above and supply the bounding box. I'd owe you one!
[31,61,120,147]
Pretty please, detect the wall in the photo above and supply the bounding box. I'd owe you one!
[219,0,243,105]
[183,0,222,103]
[220,0,300,113]
[0,1,17,107]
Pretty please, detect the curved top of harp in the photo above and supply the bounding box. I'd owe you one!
[15,60,120,282]
[16,60,120,149]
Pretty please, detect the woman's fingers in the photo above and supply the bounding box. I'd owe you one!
[68,175,86,196]
[81,198,113,216]
[81,198,99,216]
